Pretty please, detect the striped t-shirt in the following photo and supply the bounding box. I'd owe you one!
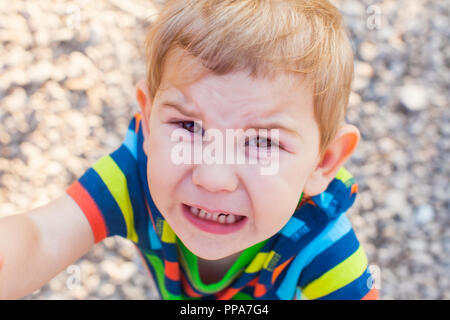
[66,112,379,300]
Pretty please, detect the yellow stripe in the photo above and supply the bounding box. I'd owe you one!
[92,155,138,243]
[263,251,275,269]
[302,245,368,300]
[245,252,269,273]
[161,221,176,243]
[335,167,352,184]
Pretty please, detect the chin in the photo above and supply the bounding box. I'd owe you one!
[183,240,240,260]
[195,251,232,261]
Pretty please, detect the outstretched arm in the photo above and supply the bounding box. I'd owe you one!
[0,193,95,299]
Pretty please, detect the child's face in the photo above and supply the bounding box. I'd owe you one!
[142,50,321,260]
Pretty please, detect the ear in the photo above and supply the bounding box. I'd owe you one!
[135,79,154,156]
[303,124,360,196]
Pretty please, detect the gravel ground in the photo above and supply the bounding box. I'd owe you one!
[0,0,448,300]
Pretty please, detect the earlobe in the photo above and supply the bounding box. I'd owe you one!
[303,124,360,196]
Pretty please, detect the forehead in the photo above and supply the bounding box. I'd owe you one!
[158,48,315,130]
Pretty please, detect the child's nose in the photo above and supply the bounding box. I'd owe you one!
[191,162,239,193]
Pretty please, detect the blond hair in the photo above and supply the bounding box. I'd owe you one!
[145,0,354,159]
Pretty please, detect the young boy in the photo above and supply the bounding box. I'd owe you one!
[0,0,378,300]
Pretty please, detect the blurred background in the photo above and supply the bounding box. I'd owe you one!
[0,0,448,299]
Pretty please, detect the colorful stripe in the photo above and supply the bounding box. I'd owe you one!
[66,181,107,243]
[362,287,379,300]
[92,155,138,243]
[302,245,368,299]
[276,213,352,299]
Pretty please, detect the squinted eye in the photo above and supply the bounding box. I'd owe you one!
[173,121,204,135]
[246,136,279,149]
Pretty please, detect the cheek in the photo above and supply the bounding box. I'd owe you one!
[246,158,309,233]
[146,131,183,210]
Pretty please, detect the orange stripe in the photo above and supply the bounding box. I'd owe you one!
[351,183,358,195]
[362,287,379,300]
[164,260,180,281]
[144,196,157,235]
[217,275,260,300]
[254,283,267,297]
[134,112,142,133]
[245,275,267,297]
[181,272,203,298]
[247,276,259,287]
[217,287,240,300]
[272,256,294,284]
[66,181,107,243]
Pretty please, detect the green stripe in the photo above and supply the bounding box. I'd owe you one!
[232,292,253,300]
[176,237,268,294]
[92,155,138,243]
[144,252,182,300]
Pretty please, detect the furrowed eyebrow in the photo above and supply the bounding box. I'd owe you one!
[160,98,301,139]
[245,119,302,139]
[160,101,202,118]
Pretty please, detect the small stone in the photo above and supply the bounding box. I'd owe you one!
[84,274,101,292]
[121,284,145,299]
[384,189,410,217]
[398,84,429,112]
[3,87,27,110]
[66,51,97,79]
[45,161,64,176]
[99,283,116,297]
[348,91,361,107]
[359,41,378,61]
[415,204,435,224]
[355,61,374,78]
[101,260,137,283]
[378,137,396,154]
[4,45,33,67]
[71,286,89,300]
[409,239,427,252]
[27,60,53,83]
[7,67,30,86]
[64,77,96,91]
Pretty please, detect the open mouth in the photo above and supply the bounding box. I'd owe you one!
[181,203,247,235]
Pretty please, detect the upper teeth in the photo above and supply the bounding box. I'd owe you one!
[189,206,238,224]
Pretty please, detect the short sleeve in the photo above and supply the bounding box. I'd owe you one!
[297,227,379,300]
[66,113,150,247]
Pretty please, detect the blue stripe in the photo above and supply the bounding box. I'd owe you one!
[317,267,373,300]
[110,144,150,248]
[298,229,359,287]
[163,242,179,262]
[123,129,138,160]
[280,217,307,238]
[79,168,127,238]
[276,213,352,299]
[165,275,182,297]
[148,222,162,249]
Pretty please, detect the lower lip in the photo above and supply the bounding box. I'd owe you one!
[181,204,248,235]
